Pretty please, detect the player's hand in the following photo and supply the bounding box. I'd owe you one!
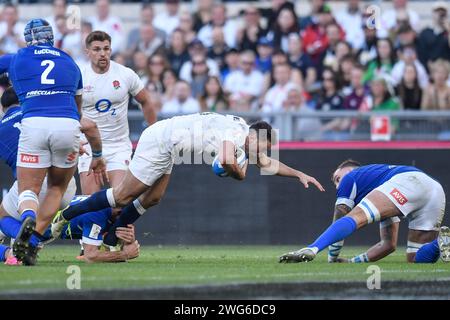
[297,172,325,192]
[116,224,135,244]
[88,156,108,186]
[123,240,140,260]
[79,141,89,156]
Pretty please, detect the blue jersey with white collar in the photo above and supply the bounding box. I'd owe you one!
[0,45,82,120]
[60,196,112,246]
[336,164,423,209]
[0,106,22,179]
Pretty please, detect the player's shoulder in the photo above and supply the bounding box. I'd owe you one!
[110,60,136,76]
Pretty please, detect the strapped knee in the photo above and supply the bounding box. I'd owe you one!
[407,241,424,254]
[357,199,381,224]
[18,190,39,208]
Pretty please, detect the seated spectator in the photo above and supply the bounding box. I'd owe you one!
[344,64,370,111]
[255,37,274,75]
[262,63,299,114]
[193,0,213,32]
[335,0,364,51]
[322,23,347,70]
[316,67,344,111]
[0,3,25,54]
[166,28,190,77]
[161,69,178,106]
[266,6,300,53]
[199,76,229,112]
[391,45,428,89]
[179,39,219,83]
[178,11,197,45]
[299,0,326,31]
[153,0,180,38]
[145,53,169,95]
[421,59,450,110]
[337,54,357,96]
[135,23,165,59]
[207,26,229,72]
[221,48,240,82]
[190,54,211,98]
[54,15,81,58]
[366,76,401,111]
[363,38,397,84]
[263,50,303,96]
[236,6,266,53]
[378,0,420,37]
[132,51,148,80]
[161,80,201,114]
[287,33,316,91]
[198,3,238,49]
[324,40,352,73]
[259,0,295,32]
[357,13,378,66]
[224,50,265,111]
[418,1,450,71]
[395,63,422,110]
[394,23,417,52]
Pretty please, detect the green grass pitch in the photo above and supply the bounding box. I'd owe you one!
[1,245,450,292]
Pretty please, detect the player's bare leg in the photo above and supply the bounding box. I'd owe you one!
[280,190,402,263]
[80,171,101,195]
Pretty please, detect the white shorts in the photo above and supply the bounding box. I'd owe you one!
[2,177,77,221]
[17,117,81,169]
[78,140,132,173]
[128,121,174,186]
[375,171,446,231]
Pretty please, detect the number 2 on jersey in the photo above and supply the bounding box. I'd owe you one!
[41,60,55,85]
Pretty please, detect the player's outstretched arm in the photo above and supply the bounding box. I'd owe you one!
[135,88,157,126]
[256,153,325,191]
[220,140,248,180]
[82,240,140,263]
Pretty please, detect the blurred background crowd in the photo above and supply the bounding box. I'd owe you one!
[1,0,450,140]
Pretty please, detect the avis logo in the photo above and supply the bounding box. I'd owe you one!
[390,188,408,205]
[113,80,120,90]
[20,153,39,164]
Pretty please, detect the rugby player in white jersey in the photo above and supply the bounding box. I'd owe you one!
[78,31,156,194]
[51,112,325,251]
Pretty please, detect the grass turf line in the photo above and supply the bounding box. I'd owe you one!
[0,245,449,292]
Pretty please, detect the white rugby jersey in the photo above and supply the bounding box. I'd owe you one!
[167,112,250,157]
[81,61,144,148]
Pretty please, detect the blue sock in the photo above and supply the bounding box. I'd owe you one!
[308,217,357,252]
[21,209,36,223]
[0,244,10,262]
[0,216,21,238]
[415,239,440,263]
[63,189,110,220]
[103,202,142,246]
[29,231,45,248]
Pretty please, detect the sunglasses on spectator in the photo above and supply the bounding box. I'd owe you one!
[151,60,164,65]
[193,60,206,65]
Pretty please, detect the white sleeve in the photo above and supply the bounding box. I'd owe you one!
[127,68,145,97]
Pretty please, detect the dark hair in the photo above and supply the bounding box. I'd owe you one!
[199,76,229,111]
[336,159,362,171]
[249,121,275,145]
[1,87,19,110]
[396,63,421,108]
[375,38,396,68]
[85,31,111,48]
[322,66,341,91]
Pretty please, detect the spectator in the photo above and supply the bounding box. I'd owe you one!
[89,0,124,54]
[46,0,67,40]
[73,20,92,69]
[161,69,178,106]
[263,50,303,95]
[198,4,238,49]
[179,39,219,83]
[363,38,396,84]
[260,0,295,32]
[394,23,417,51]
[391,45,428,89]
[337,54,357,95]
[221,48,240,81]
[236,6,265,53]
[166,28,190,77]
[132,51,148,80]
[299,0,326,30]
[161,80,201,114]
[262,63,299,113]
[343,64,370,111]
[421,59,450,110]
[283,87,322,141]
[153,0,181,38]
[0,3,25,54]
[357,12,378,66]
[266,6,300,52]
[316,67,344,111]
[178,11,197,45]
[54,14,81,57]
[190,54,211,98]
[193,0,214,32]
[126,4,166,56]
[224,50,265,111]
[335,0,364,51]
[145,53,169,95]
[366,77,401,111]
[417,1,450,71]
[207,26,229,72]
[322,23,349,71]
[199,76,229,112]
[395,63,422,110]
[255,37,274,75]
[379,0,420,37]
[287,33,316,91]
[135,23,165,59]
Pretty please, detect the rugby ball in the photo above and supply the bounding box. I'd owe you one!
[212,147,247,177]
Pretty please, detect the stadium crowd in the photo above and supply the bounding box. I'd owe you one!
[1,0,450,138]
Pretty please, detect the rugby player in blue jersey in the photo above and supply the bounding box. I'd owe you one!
[0,19,107,265]
[280,160,450,264]
[0,195,139,265]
